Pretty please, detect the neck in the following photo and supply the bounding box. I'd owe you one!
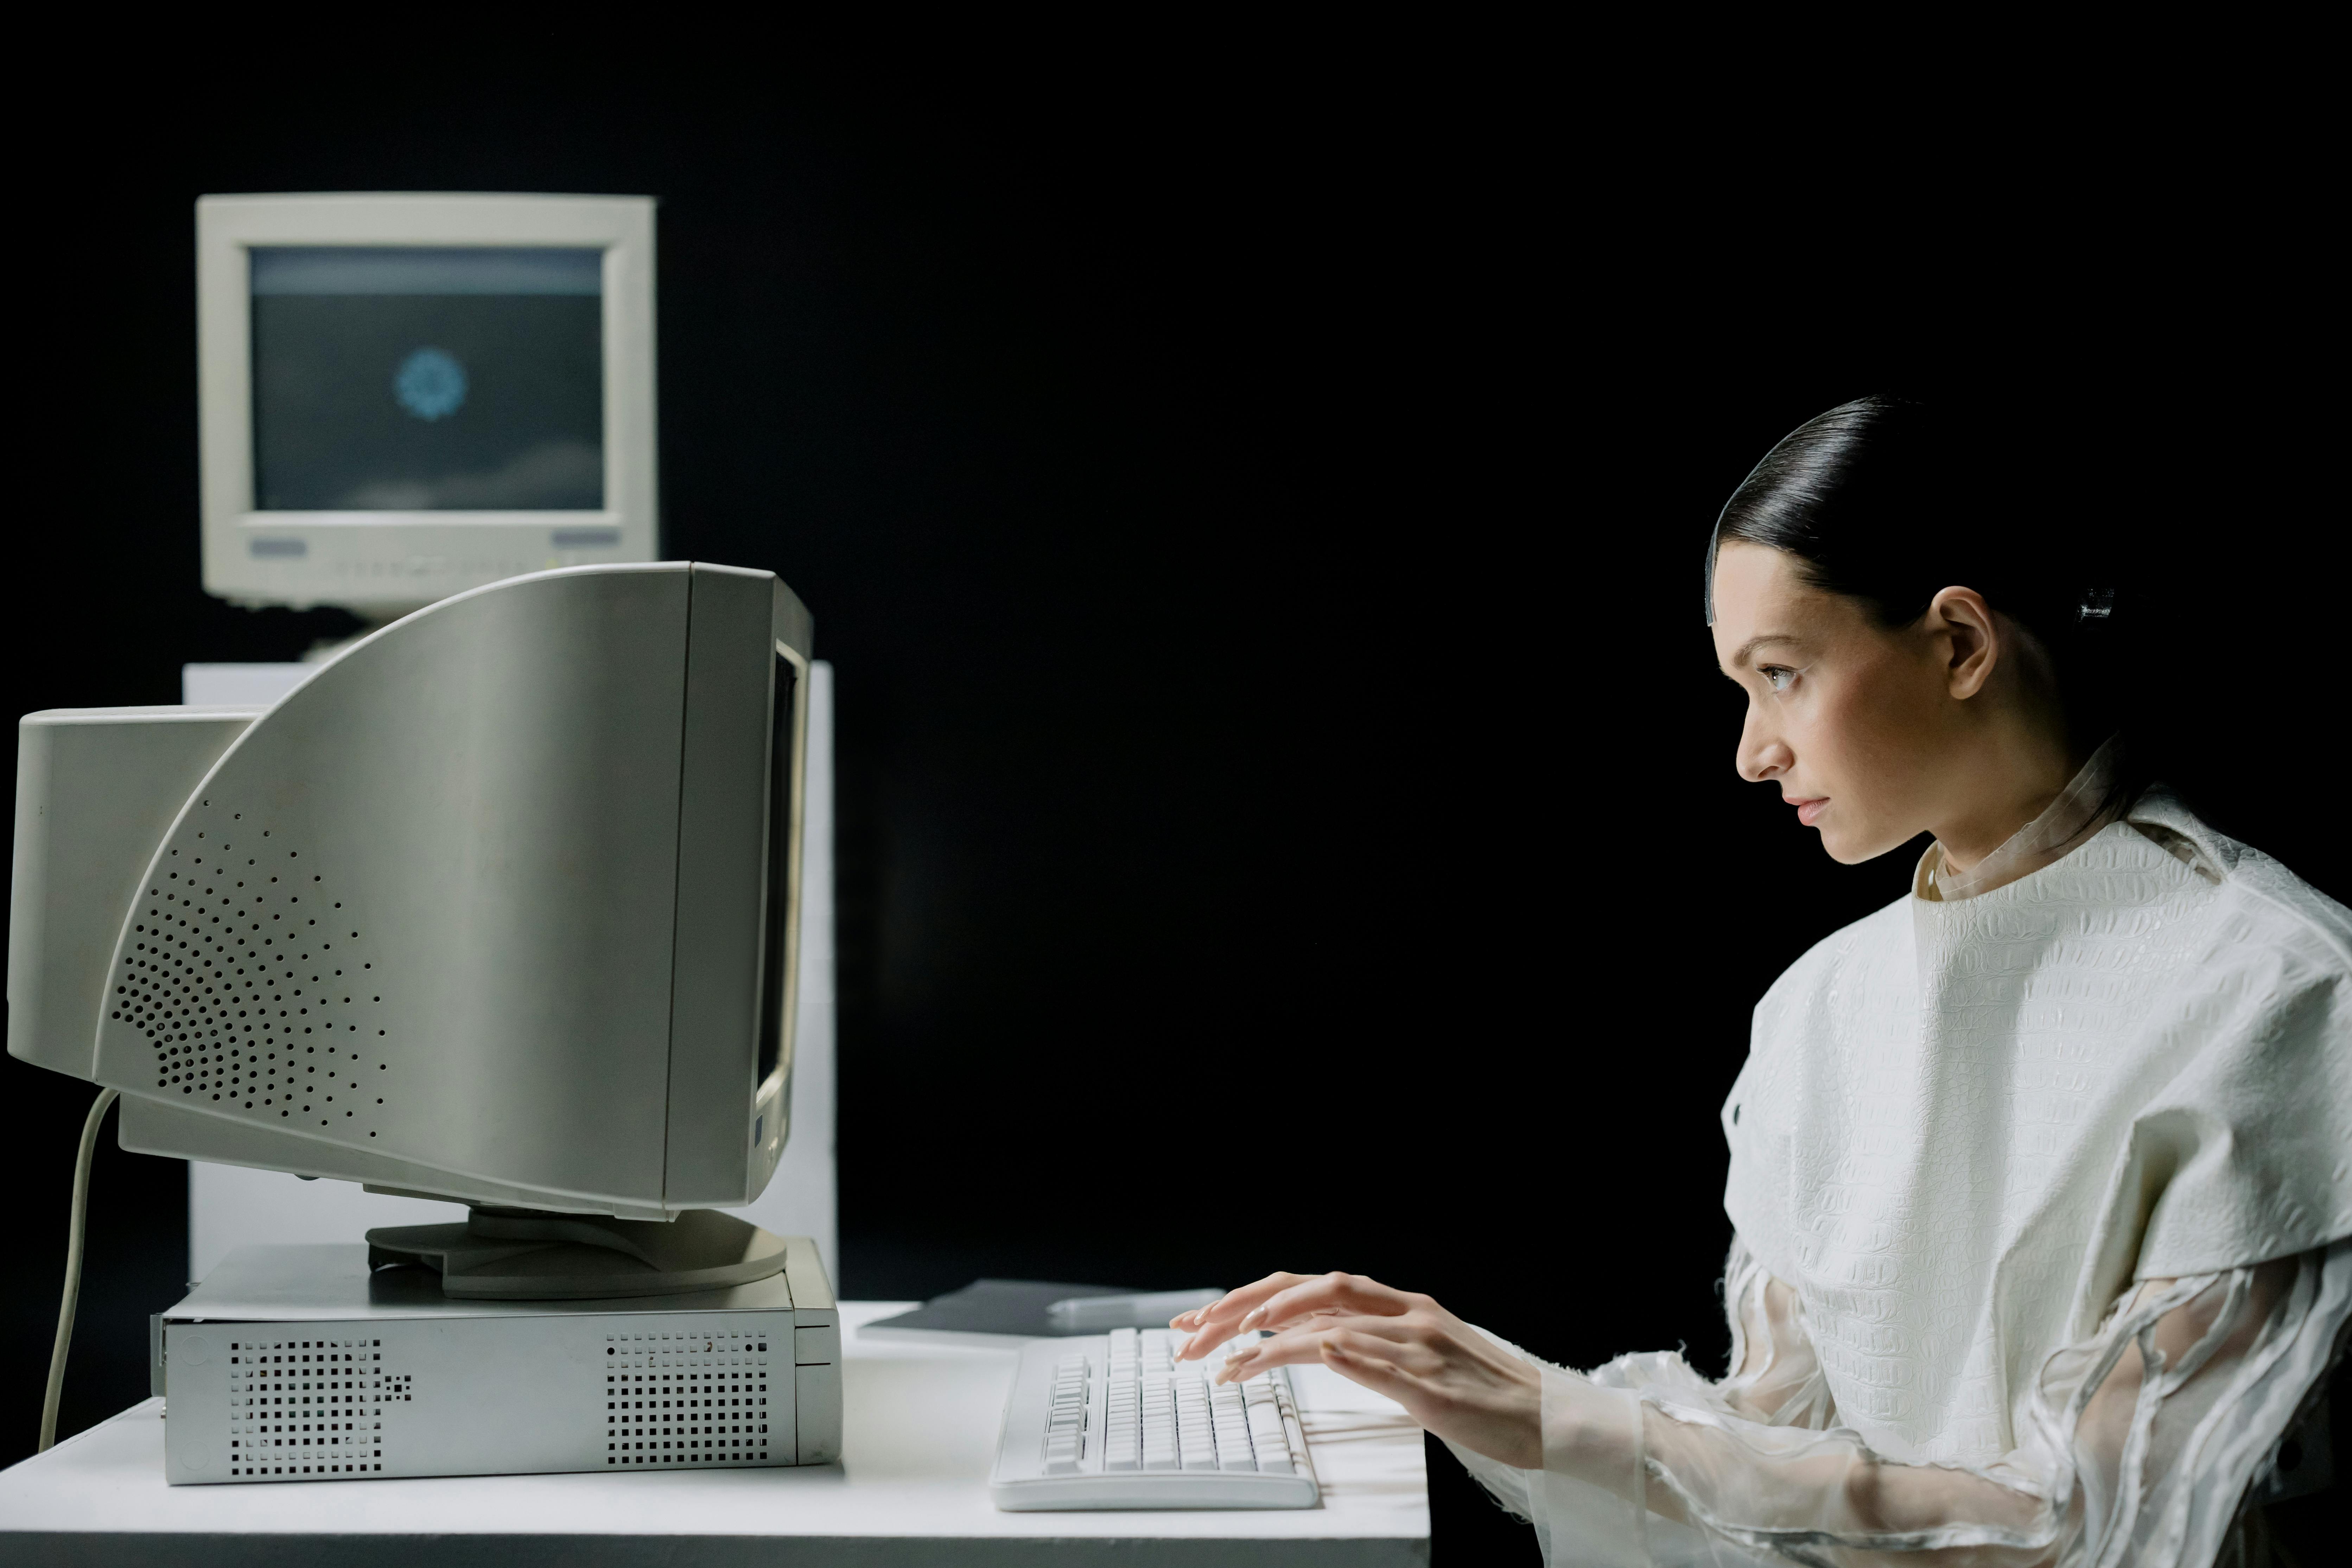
[1931,725,2081,877]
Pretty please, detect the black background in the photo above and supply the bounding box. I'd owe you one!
[2,58,2338,1559]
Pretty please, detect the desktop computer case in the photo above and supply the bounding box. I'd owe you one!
[156,1241,842,1484]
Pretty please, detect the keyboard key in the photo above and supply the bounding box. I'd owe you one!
[1042,1353,1089,1469]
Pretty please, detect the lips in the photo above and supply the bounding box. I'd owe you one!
[1790,798,1828,827]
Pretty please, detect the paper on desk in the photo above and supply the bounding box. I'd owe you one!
[1289,1359,1418,1435]
[1284,1361,1425,1509]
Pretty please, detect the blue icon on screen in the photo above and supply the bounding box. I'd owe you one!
[394,348,469,422]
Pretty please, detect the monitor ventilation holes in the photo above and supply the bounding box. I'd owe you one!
[102,802,390,1137]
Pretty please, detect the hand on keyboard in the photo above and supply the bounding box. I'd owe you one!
[1170,1271,1542,1468]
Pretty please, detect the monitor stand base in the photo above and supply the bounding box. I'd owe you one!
[365,1206,790,1300]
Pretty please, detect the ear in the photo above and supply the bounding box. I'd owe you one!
[1927,586,2000,700]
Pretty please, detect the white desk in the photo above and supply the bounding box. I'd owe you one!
[0,1300,1429,1566]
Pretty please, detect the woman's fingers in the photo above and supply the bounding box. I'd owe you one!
[1211,1325,1348,1379]
[1174,1271,1423,1363]
[1242,1273,1419,1336]
[1171,1272,1312,1333]
[1215,1314,1438,1383]
[1170,1272,1317,1358]
[1195,1297,1546,1471]
[1218,1325,1430,1405]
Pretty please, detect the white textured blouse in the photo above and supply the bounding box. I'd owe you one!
[1456,781,2352,1566]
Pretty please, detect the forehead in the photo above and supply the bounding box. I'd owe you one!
[1710,543,1811,628]
[1709,544,1855,660]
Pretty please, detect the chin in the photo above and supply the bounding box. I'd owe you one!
[1818,823,1911,867]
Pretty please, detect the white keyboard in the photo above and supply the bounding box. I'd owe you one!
[989,1327,1320,1510]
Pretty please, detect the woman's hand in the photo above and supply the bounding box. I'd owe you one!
[1170,1271,1543,1469]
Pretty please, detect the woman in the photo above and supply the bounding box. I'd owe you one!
[1171,399,2352,1565]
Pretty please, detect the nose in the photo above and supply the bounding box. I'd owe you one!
[1737,703,1792,783]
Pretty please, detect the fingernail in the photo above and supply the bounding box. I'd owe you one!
[1240,1307,1265,1331]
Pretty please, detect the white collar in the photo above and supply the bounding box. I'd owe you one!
[1917,734,2128,902]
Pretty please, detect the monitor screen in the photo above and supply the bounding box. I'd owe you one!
[250,247,604,511]
[756,651,803,1089]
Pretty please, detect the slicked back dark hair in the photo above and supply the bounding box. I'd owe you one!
[1704,396,2121,747]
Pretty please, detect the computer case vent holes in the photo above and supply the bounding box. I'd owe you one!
[605,1328,774,1467]
[101,802,391,1141]
[223,1335,402,1478]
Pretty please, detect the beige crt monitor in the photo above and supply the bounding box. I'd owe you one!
[197,193,659,616]
[9,565,808,1264]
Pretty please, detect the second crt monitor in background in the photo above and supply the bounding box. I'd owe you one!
[197,193,658,617]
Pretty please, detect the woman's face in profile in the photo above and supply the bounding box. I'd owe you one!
[1710,542,1963,865]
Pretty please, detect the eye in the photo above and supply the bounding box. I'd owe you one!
[1759,665,1797,693]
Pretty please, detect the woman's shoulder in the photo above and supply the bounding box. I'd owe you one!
[1754,891,1913,1012]
[2117,791,2352,1274]
[2126,786,2352,979]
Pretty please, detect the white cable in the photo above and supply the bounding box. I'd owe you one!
[40,1086,117,1453]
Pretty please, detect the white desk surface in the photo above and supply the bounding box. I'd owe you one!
[0,1300,1429,1567]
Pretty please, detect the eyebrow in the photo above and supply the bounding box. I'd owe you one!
[1723,633,1801,672]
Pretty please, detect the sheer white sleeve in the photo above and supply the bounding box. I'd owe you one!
[1451,1236,2351,1567]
